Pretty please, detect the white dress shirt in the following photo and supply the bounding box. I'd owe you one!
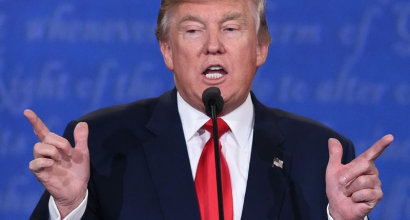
[48,92,351,220]
[177,92,254,220]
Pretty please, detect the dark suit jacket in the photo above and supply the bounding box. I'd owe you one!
[30,89,355,220]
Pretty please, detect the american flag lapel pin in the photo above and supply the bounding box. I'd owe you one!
[272,157,283,169]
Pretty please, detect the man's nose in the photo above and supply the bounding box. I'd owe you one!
[204,30,225,55]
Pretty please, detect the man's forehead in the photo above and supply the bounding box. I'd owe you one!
[170,0,248,3]
[172,0,251,11]
[172,0,251,21]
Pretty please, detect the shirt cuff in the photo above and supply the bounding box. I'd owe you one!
[48,190,88,220]
[327,204,368,220]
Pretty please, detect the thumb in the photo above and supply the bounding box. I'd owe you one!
[327,138,343,168]
[74,122,89,150]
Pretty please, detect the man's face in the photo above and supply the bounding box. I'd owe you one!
[160,0,269,115]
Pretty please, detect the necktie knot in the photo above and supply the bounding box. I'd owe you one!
[203,118,230,138]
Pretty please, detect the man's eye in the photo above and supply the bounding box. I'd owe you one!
[223,26,239,32]
[187,29,197,34]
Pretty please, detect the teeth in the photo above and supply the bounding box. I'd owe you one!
[208,66,223,71]
[204,65,225,79]
[205,73,223,79]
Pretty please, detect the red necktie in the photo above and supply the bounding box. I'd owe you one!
[195,118,233,220]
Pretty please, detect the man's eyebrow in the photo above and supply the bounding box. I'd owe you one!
[178,14,204,25]
[178,12,247,26]
[220,12,247,25]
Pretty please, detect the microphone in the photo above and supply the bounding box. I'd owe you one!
[202,87,224,117]
[202,87,225,220]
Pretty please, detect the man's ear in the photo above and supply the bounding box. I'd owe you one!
[160,41,174,70]
[256,42,269,67]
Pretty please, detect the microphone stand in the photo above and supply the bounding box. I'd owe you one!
[210,104,224,220]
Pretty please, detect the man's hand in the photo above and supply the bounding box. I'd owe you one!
[24,109,90,218]
[326,134,393,220]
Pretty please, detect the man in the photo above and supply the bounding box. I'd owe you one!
[25,0,393,219]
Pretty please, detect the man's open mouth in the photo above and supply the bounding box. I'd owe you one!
[203,65,227,79]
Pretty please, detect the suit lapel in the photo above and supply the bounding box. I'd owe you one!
[140,90,292,219]
[241,93,292,219]
[142,89,200,219]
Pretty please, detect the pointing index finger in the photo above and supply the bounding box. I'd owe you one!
[360,134,394,161]
[24,109,50,141]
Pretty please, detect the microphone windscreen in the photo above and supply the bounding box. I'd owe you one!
[202,87,224,117]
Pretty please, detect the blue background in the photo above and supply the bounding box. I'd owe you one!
[0,0,409,219]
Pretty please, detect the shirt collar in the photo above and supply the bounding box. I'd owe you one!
[177,92,254,149]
